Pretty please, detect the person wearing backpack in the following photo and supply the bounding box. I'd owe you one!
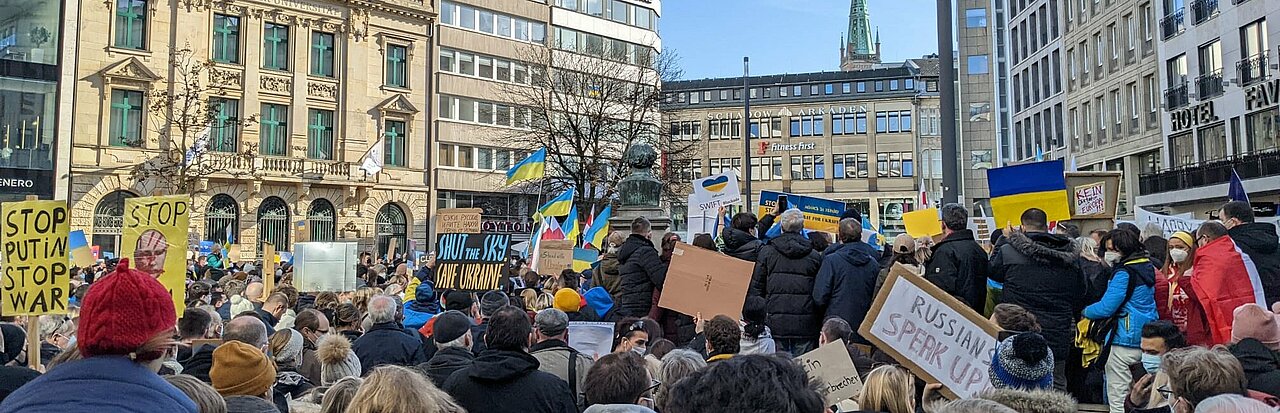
[1083,229,1158,413]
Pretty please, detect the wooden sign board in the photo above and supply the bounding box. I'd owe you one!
[437,208,483,234]
[261,243,276,300]
[536,240,574,274]
[795,339,863,406]
[658,242,754,320]
[858,263,1001,399]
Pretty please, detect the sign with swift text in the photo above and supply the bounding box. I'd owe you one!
[2,200,70,315]
[122,195,190,315]
[691,172,742,211]
[435,233,511,291]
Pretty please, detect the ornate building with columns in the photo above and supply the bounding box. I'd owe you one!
[68,0,434,258]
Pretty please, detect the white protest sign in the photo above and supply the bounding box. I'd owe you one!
[293,242,358,292]
[686,194,719,236]
[567,321,614,359]
[691,171,742,211]
[1074,182,1106,216]
[859,263,1000,399]
[795,339,863,406]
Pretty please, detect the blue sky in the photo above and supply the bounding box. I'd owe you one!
[660,0,941,80]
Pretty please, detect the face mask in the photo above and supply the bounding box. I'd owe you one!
[631,345,647,357]
[1169,249,1189,263]
[1141,353,1162,373]
[1105,251,1123,264]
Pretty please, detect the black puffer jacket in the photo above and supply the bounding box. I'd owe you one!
[990,231,1085,360]
[442,349,577,413]
[179,344,215,382]
[749,232,824,341]
[616,234,667,318]
[1229,222,1280,305]
[721,227,764,262]
[924,229,990,312]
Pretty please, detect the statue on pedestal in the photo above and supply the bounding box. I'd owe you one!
[610,143,671,243]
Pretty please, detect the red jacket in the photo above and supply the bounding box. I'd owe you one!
[1155,266,1213,346]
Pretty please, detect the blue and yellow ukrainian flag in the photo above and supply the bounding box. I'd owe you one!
[583,205,611,249]
[563,204,581,243]
[537,188,574,218]
[68,230,94,267]
[986,159,1071,227]
[572,248,599,272]
[506,148,547,186]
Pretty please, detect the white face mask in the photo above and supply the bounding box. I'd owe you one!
[1105,251,1124,264]
[631,345,647,357]
[1169,248,1189,263]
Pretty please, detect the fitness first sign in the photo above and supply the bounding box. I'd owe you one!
[0,168,53,199]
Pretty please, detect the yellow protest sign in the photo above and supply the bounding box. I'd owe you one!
[1,199,71,315]
[121,195,190,315]
[902,208,943,238]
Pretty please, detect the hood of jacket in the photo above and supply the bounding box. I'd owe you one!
[0,356,198,412]
[1006,231,1078,265]
[1118,255,1158,287]
[467,349,541,383]
[426,346,475,371]
[979,388,1078,413]
[722,227,761,252]
[1231,222,1280,255]
[827,241,875,267]
[583,286,614,316]
[769,232,816,259]
[583,404,657,413]
[616,234,655,264]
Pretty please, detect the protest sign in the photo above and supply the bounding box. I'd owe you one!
[261,243,276,301]
[1066,172,1121,220]
[567,322,615,359]
[437,208,483,234]
[966,217,996,243]
[198,240,215,255]
[68,230,94,268]
[795,339,863,406]
[293,242,358,292]
[536,240,574,274]
[1073,182,1107,217]
[2,199,70,316]
[757,191,844,233]
[435,233,511,291]
[659,242,754,320]
[91,245,100,260]
[121,195,190,315]
[691,172,743,211]
[903,208,942,238]
[859,263,1001,399]
[226,245,241,263]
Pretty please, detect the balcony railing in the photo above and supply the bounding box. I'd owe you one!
[1191,0,1219,24]
[1238,54,1269,86]
[1161,11,1185,40]
[1139,149,1280,195]
[1196,69,1224,99]
[1164,82,1190,110]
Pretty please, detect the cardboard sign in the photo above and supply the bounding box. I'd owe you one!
[1,199,71,315]
[435,233,511,291]
[659,242,754,320]
[757,191,844,233]
[122,195,190,315]
[859,263,1001,399]
[966,217,996,243]
[437,208,483,234]
[261,243,276,301]
[796,339,863,406]
[293,242,359,292]
[903,208,943,238]
[567,321,615,359]
[1074,182,1107,217]
[226,244,241,263]
[536,240,574,274]
[691,172,743,211]
[1065,172,1122,220]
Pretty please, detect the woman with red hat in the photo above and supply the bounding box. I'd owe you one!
[0,259,198,413]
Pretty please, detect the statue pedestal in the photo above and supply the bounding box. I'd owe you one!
[609,207,671,249]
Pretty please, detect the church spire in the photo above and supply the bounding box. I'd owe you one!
[846,0,874,56]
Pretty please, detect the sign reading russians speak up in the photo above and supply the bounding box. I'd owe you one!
[435,233,510,291]
[859,263,1001,399]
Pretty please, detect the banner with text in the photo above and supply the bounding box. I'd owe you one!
[757,190,844,233]
[2,200,70,315]
[122,195,190,315]
[691,171,743,211]
[293,242,358,292]
[1134,207,1280,238]
[435,233,511,291]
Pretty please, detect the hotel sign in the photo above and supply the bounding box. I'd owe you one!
[1245,78,1280,112]
[1169,101,1219,133]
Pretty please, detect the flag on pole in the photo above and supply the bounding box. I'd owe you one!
[506,148,547,186]
[537,188,575,218]
[184,125,212,166]
[582,205,596,247]
[583,205,612,250]
[360,139,384,175]
[564,204,581,244]
[543,216,566,240]
[1229,168,1250,203]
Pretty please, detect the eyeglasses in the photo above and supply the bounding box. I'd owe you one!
[1156,384,1173,400]
[644,379,661,394]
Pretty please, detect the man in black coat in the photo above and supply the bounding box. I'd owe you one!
[352,296,428,374]
[924,203,990,312]
[416,311,475,388]
[813,218,880,345]
[721,212,764,262]
[443,305,577,413]
[1221,201,1280,306]
[749,209,824,356]
[616,217,667,318]
[989,208,1085,391]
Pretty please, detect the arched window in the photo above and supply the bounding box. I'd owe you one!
[205,194,239,244]
[258,196,291,252]
[375,203,407,258]
[92,190,136,256]
[307,199,336,242]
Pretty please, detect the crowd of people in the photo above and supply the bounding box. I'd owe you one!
[0,199,1278,413]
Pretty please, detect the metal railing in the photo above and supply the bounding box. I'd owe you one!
[1139,150,1280,194]
[1164,82,1190,110]
[1191,0,1218,24]
[1196,69,1224,99]
[1238,54,1269,86]
[1161,11,1185,40]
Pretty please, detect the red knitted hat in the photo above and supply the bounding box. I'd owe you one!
[78,258,176,359]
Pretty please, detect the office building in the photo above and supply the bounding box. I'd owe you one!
[1,0,75,201]
[955,0,1011,212]
[1005,0,1068,164]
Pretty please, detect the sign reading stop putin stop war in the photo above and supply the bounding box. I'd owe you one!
[859,263,1001,399]
[2,200,71,315]
[121,195,190,315]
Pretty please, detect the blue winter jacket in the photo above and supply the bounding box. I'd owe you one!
[812,241,880,345]
[1083,258,1158,348]
[0,356,197,413]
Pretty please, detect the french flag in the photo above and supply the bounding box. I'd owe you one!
[1190,235,1268,344]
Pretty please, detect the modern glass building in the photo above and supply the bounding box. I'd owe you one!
[0,0,66,200]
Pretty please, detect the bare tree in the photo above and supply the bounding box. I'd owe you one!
[128,46,258,194]
[495,46,695,210]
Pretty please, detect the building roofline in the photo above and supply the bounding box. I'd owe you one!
[665,60,937,91]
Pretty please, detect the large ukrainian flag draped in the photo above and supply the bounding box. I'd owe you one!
[583,205,611,250]
[537,188,575,218]
[506,148,547,186]
[987,159,1072,227]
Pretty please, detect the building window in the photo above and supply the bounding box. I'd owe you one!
[263,23,290,71]
[114,0,147,49]
[875,152,914,177]
[1169,132,1194,167]
[966,8,988,27]
[310,31,335,77]
[257,196,291,252]
[203,193,236,245]
[749,157,783,181]
[708,119,740,140]
[1198,123,1227,162]
[210,98,239,152]
[833,153,869,179]
[857,82,866,93]
[749,117,782,138]
[670,121,702,141]
[385,44,408,88]
[825,84,835,95]
[967,55,990,74]
[875,81,884,92]
[438,144,455,167]
[307,109,334,160]
[832,113,869,135]
[842,83,851,94]
[1240,19,1269,85]
[375,204,408,258]
[109,90,144,147]
[307,199,336,242]
[789,115,824,137]
[259,103,288,156]
[383,120,406,167]
[790,155,824,180]
[875,112,888,133]
[212,14,240,63]
[1245,108,1280,152]
[552,26,654,66]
